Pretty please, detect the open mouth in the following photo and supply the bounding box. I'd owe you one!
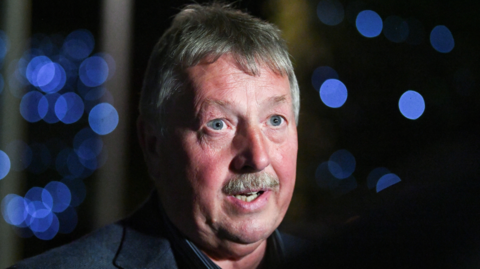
[233,191,265,202]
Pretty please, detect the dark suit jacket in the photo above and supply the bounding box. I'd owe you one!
[10,193,306,268]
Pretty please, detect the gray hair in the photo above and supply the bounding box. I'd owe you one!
[139,3,300,135]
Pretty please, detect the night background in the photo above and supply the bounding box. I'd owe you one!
[0,0,479,267]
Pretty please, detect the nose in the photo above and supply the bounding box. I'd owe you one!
[231,126,270,173]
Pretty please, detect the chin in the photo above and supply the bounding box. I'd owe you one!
[219,217,279,245]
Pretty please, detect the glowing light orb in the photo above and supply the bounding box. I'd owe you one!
[320,79,348,108]
[62,29,95,61]
[356,10,383,38]
[79,56,109,87]
[20,91,48,123]
[0,150,11,180]
[367,167,390,189]
[317,0,345,26]
[328,149,356,179]
[55,92,85,124]
[399,90,425,120]
[311,66,339,92]
[376,173,401,192]
[383,16,409,43]
[430,25,454,53]
[89,103,119,135]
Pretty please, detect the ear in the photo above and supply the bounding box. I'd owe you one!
[137,116,163,179]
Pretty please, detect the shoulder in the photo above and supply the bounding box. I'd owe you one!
[9,223,124,269]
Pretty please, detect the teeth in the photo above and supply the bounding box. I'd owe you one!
[234,192,259,202]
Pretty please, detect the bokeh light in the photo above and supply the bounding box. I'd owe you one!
[79,55,109,87]
[61,177,86,207]
[44,181,71,213]
[430,25,454,53]
[26,56,55,87]
[1,194,28,226]
[74,128,104,170]
[367,167,390,189]
[56,148,84,178]
[317,0,345,26]
[383,16,409,43]
[5,140,32,171]
[405,18,424,45]
[56,206,78,234]
[320,78,348,108]
[20,91,48,123]
[55,92,84,124]
[311,66,339,92]
[38,63,66,93]
[89,103,119,135]
[0,150,11,180]
[399,90,425,120]
[34,213,59,240]
[62,29,95,61]
[356,10,383,38]
[43,93,61,123]
[376,173,401,192]
[328,149,356,179]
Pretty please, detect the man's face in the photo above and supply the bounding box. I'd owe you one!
[154,55,297,257]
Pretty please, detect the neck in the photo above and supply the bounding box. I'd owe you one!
[207,239,268,269]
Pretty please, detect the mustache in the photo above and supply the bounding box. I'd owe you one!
[222,172,279,195]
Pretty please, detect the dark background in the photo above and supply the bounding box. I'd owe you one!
[1,0,479,266]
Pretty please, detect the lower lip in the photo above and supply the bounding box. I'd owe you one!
[226,191,271,212]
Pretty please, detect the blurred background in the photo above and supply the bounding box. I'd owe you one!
[0,0,478,267]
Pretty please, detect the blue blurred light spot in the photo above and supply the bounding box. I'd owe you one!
[55,148,85,178]
[57,206,78,234]
[33,213,59,240]
[383,16,409,43]
[67,151,85,177]
[430,25,454,53]
[328,149,356,179]
[356,10,383,38]
[61,177,86,207]
[315,162,339,190]
[376,173,401,192]
[26,56,54,87]
[44,181,71,213]
[25,187,53,213]
[6,140,32,171]
[98,53,116,80]
[317,0,344,26]
[73,128,103,170]
[27,143,51,174]
[29,208,53,233]
[320,79,348,108]
[43,93,61,123]
[405,18,424,45]
[20,91,48,122]
[55,92,84,124]
[0,150,11,180]
[1,194,28,226]
[89,103,119,135]
[62,29,95,61]
[39,63,66,93]
[311,66,339,92]
[367,167,390,189]
[79,56,109,87]
[399,90,425,120]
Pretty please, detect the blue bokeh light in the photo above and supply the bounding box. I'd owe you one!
[320,79,348,108]
[311,66,339,92]
[399,90,425,120]
[39,63,66,93]
[43,93,61,123]
[376,173,401,192]
[57,206,78,234]
[328,149,356,179]
[26,56,54,87]
[44,181,71,213]
[62,29,95,61]
[61,177,86,207]
[55,92,84,124]
[356,10,383,38]
[56,148,85,178]
[6,140,32,171]
[317,0,344,26]
[79,56,109,87]
[73,128,104,170]
[89,103,119,135]
[33,212,59,240]
[0,150,11,180]
[367,167,390,189]
[28,143,51,174]
[383,16,409,43]
[1,194,28,226]
[20,91,48,123]
[430,25,454,53]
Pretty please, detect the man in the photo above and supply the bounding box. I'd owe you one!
[11,3,303,268]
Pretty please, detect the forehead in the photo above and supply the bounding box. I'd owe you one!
[186,55,291,108]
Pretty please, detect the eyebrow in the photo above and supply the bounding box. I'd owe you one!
[197,94,288,116]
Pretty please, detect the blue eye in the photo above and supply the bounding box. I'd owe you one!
[207,119,225,130]
[269,115,283,126]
